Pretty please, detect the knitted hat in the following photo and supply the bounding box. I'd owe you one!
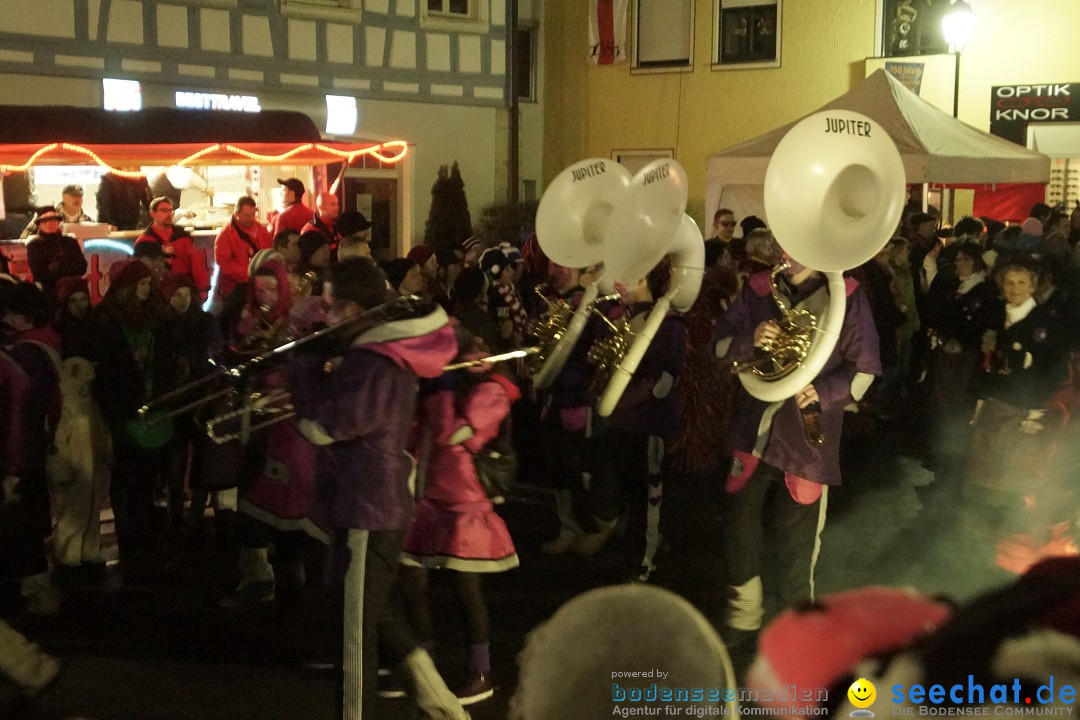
[248,248,284,277]
[298,230,330,262]
[158,273,195,302]
[336,210,372,238]
[480,242,519,279]
[461,236,482,253]
[1021,217,1044,237]
[56,276,90,304]
[382,258,416,292]
[435,247,461,268]
[133,239,165,260]
[107,260,152,292]
[748,587,951,716]
[406,244,434,268]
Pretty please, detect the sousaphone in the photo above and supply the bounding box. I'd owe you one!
[532,158,631,389]
[737,110,905,403]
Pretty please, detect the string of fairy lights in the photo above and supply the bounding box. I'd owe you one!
[0,140,410,176]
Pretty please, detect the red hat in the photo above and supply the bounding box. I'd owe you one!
[748,587,952,717]
[158,273,196,302]
[56,276,90,304]
[107,260,151,294]
[407,245,434,268]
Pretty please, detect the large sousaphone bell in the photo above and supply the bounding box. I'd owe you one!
[532,158,631,389]
[595,159,704,417]
[738,110,905,402]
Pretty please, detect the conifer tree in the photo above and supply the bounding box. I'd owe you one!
[423,162,473,251]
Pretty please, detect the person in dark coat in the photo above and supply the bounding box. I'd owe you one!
[53,276,95,360]
[579,261,688,582]
[25,206,87,302]
[91,260,174,581]
[924,242,1004,478]
[95,171,152,231]
[1,282,63,615]
[287,258,467,720]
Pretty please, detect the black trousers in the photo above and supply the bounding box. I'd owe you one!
[336,529,418,720]
[721,461,827,619]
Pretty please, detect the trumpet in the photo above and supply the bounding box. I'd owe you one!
[137,294,427,426]
[205,346,543,443]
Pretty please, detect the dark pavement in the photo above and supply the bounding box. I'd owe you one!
[2,410,1024,720]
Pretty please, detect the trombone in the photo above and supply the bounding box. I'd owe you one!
[137,295,427,425]
[205,346,542,443]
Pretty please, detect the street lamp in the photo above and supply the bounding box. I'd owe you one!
[942,0,975,118]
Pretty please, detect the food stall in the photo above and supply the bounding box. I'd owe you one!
[0,105,408,303]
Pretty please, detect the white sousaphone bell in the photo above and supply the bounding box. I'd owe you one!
[532,158,631,389]
[595,159,704,417]
[739,110,905,402]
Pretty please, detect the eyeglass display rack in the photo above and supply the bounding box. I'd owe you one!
[1047,157,1080,210]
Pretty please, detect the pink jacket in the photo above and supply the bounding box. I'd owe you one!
[418,374,520,506]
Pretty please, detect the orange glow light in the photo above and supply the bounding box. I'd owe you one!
[0,140,409,175]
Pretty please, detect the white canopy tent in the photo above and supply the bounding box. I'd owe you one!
[704,69,1051,225]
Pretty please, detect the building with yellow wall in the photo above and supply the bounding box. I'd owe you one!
[543,0,1080,224]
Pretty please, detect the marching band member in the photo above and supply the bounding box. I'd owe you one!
[399,327,521,706]
[287,257,467,720]
[535,262,603,556]
[714,253,880,643]
[1,282,63,614]
[583,262,687,581]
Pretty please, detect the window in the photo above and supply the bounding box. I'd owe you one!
[713,0,781,69]
[612,149,674,176]
[514,27,537,102]
[633,0,693,71]
[421,0,488,33]
[427,0,470,15]
[280,0,361,22]
[881,0,949,57]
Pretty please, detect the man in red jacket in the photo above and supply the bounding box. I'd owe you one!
[270,177,314,237]
[214,195,273,305]
[136,197,210,298]
[301,191,340,244]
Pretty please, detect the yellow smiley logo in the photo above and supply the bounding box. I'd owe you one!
[848,678,877,709]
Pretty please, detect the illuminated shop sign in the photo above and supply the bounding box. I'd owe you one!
[175,91,262,112]
[989,83,1079,145]
[103,78,142,112]
[325,95,359,135]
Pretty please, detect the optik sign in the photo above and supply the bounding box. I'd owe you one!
[989,83,1078,145]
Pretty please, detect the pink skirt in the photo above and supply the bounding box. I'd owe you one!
[401,500,519,573]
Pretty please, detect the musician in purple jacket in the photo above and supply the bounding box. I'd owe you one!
[714,255,880,640]
[287,257,467,720]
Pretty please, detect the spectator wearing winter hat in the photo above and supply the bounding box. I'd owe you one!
[1,281,64,615]
[481,243,527,346]
[54,277,95,360]
[383,258,425,297]
[25,206,87,302]
[91,260,174,582]
[406,245,438,299]
[460,236,484,267]
[293,229,329,289]
[159,272,218,531]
